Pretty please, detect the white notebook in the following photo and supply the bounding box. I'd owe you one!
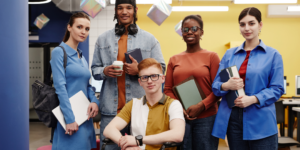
[52,90,90,131]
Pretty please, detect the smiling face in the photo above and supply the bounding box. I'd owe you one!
[67,18,90,43]
[138,65,165,95]
[239,15,263,41]
[182,19,203,45]
[116,4,137,26]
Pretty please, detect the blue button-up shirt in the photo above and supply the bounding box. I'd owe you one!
[211,40,284,140]
[91,25,165,116]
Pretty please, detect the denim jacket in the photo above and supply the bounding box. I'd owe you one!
[91,25,165,116]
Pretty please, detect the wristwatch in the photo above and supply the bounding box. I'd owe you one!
[135,135,143,146]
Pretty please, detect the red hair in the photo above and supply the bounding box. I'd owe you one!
[138,58,162,74]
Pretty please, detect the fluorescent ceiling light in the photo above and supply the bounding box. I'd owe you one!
[28,0,51,4]
[110,0,172,4]
[234,0,297,4]
[288,6,300,11]
[172,6,229,11]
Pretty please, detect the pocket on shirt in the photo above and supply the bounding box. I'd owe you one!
[99,45,112,65]
[140,49,151,59]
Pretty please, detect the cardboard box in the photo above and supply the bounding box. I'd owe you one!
[147,0,172,26]
[175,20,182,36]
[34,13,50,29]
[80,0,106,18]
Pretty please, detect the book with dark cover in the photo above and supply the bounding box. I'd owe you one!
[125,48,143,80]
[172,76,206,110]
[219,65,245,108]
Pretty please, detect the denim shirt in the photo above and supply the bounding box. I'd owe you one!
[211,40,284,140]
[91,25,166,116]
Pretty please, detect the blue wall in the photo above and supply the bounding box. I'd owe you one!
[30,2,89,63]
[0,1,29,149]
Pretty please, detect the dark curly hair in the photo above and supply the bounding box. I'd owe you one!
[181,14,203,30]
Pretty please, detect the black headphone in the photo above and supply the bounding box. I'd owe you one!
[115,23,138,36]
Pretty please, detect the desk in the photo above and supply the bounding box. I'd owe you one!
[283,99,300,138]
[292,107,300,143]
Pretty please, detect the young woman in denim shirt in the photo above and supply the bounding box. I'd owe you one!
[164,15,220,150]
[51,12,99,150]
[212,7,284,150]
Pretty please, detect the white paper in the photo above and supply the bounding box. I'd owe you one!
[52,91,90,131]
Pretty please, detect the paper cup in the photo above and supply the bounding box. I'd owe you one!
[113,61,123,76]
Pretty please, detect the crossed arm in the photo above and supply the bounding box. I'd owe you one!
[103,116,185,149]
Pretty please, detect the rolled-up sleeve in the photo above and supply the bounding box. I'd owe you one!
[50,48,75,124]
[212,52,230,97]
[254,52,284,108]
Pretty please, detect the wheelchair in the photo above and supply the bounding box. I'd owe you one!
[101,138,182,150]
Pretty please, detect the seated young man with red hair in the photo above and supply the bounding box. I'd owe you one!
[103,58,185,150]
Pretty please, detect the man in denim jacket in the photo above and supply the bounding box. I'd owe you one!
[91,0,165,149]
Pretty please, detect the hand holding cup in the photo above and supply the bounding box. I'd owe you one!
[103,61,123,78]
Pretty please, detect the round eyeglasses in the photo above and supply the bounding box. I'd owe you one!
[139,74,163,82]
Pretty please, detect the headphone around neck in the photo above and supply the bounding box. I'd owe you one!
[115,23,138,36]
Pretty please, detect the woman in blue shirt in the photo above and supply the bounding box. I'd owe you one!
[212,7,284,150]
[51,12,100,150]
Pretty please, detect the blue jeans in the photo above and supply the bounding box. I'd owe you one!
[227,107,278,150]
[183,115,219,150]
[99,115,130,150]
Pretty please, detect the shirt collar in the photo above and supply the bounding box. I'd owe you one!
[59,42,83,57]
[234,40,267,54]
[143,94,166,105]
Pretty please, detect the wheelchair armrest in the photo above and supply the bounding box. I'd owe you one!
[103,138,114,144]
[160,142,182,150]
[101,138,115,150]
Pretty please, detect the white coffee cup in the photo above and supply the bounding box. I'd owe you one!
[113,61,123,76]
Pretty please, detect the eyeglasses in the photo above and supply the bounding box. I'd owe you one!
[182,26,201,33]
[139,74,163,82]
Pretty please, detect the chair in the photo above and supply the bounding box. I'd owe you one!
[101,138,182,150]
[93,93,101,139]
[275,100,300,149]
[93,112,101,139]
[91,139,101,150]
[276,100,285,136]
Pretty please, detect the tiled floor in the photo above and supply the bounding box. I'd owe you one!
[29,122,300,150]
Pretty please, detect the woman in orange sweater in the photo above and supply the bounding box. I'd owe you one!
[164,15,220,150]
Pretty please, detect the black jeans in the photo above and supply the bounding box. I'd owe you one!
[227,107,278,150]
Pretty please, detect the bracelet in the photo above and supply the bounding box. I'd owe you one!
[135,139,139,146]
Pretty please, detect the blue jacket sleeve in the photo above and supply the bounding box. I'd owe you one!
[212,52,230,97]
[50,48,75,124]
[151,40,166,74]
[254,52,284,108]
[87,84,100,107]
[91,42,109,81]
